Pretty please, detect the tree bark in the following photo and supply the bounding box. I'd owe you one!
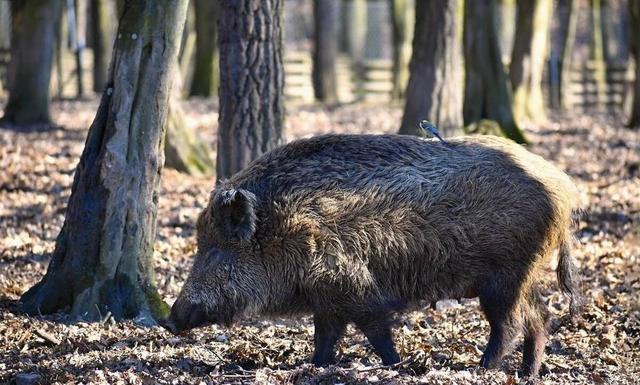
[71,0,87,98]
[189,0,218,97]
[627,0,640,128]
[89,0,111,93]
[217,0,285,181]
[390,0,414,99]
[399,0,463,137]
[463,0,527,144]
[1,0,61,127]
[312,0,338,103]
[509,0,552,123]
[165,66,214,175]
[21,0,188,323]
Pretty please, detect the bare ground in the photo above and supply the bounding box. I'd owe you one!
[0,99,638,384]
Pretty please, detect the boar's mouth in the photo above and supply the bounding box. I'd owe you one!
[161,303,235,335]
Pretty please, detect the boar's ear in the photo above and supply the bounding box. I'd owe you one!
[214,188,257,242]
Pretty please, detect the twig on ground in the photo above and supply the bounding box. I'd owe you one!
[34,328,60,345]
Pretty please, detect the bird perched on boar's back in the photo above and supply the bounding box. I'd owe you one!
[162,134,582,377]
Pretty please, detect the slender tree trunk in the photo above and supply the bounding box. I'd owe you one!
[558,0,577,110]
[90,0,111,93]
[463,0,527,144]
[217,0,285,181]
[312,0,338,103]
[590,0,607,109]
[165,65,214,175]
[627,0,640,128]
[189,0,218,97]
[344,0,366,63]
[390,0,414,99]
[21,0,188,323]
[70,0,87,98]
[1,0,61,127]
[509,0,552,123]
[400,0,463,137]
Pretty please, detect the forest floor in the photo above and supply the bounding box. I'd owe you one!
[0,99,638,385]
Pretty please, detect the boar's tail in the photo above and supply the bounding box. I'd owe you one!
[557,234,584,319]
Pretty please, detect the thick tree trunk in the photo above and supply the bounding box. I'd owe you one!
[165,67,214,175]
[1,0,61,127]
[390,0,414,99]
[189,0,218,97]
[89,0,111,93]
[463,0,527,144]
[217,0,285,181]
[558,0,577,110]
[627,0,640,128]
[399,0,463,137]
[312,0,338,103]
[21,0,188,323]
[509,0,552,123]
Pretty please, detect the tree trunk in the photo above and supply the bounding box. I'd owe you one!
[189,0,218,97]
[463,0,527,144]
[627,0,640,128]
[312,0,338,103]
[165,66,214,175]
[509,0,552,123]
[558,0,577,110]
[70,0,87,98]
[21,0,188,323]
[89,0,111,93]
[390,0,414,99]
[1,0,61,127]
[590,0,607,109]
[343,0,366,63]
[399,0,463,137]
[217,0,285,181]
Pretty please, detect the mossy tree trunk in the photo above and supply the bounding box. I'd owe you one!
[390,0,414,99]
[399,0,463,137]
[21,0,188,323]
[89,0,111,93]
[312,0,338,103]
[627,0,640,128]
[463,0,527,144]
[189,0,218,97]
[217,0,285,181]
[165,65,214,175]
[1,0,61,127]
[509,0,552,123]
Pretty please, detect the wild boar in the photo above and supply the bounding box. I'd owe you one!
[162,134,582,376]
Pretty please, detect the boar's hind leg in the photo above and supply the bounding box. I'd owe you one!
[353,314,400,365]
[521,285,549,377]
[311,313,347,366]
[478,278,522,370]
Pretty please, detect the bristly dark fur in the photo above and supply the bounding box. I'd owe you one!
[168,134,582,377]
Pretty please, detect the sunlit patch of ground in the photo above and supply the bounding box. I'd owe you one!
[0,99,638,384]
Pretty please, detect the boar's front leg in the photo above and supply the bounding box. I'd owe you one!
[311,313,347,366]
[353,314,401,365]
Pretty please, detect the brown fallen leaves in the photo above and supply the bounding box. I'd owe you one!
[0,100,639,384]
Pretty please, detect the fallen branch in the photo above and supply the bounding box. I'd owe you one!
[34,328,61,345]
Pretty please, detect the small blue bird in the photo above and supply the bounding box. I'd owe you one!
[419,120,449,145]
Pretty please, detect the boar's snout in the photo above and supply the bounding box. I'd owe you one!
[161,298,210,335]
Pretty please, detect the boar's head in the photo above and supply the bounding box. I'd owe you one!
[163,186,270,334]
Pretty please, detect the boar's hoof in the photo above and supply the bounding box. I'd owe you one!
[158,318,179,335]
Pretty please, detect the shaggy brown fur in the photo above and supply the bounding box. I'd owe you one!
[163,134,582,377]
